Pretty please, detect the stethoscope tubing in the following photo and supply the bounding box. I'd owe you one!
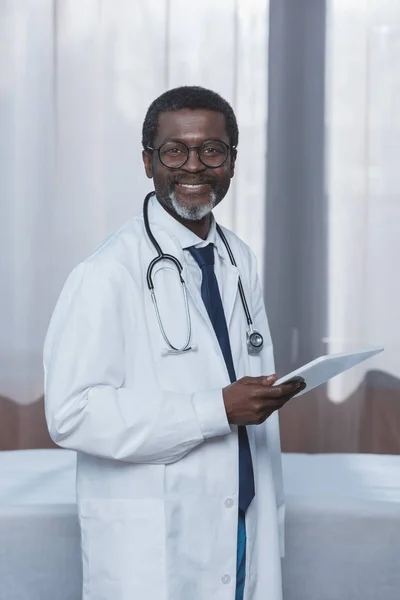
[144,191,252,327]
[143,190,261,353]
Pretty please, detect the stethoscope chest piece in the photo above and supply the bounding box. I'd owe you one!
[247,329,264,355]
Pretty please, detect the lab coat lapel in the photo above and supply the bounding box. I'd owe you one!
[184,258,240,333]
[183,265,214,328]
[221,261,240,329]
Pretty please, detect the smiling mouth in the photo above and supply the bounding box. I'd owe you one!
[175,182,211,192]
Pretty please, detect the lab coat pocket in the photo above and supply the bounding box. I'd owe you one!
[79,498,166,600]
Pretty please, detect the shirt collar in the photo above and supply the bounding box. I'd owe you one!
[149,193,224,256]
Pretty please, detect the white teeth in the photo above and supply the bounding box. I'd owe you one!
[179,184,204,188]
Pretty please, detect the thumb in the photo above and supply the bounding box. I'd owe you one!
[258,374,277,386]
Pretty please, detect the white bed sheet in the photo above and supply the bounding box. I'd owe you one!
[0,450,399,600]
[281,454,400,600]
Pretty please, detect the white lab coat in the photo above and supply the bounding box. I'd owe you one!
[44,195,285,600]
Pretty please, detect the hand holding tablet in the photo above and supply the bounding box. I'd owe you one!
[274,348,384,397]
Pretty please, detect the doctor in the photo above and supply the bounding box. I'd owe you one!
[44,86,305,600]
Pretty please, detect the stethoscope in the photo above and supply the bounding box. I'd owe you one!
[143,191,264,355]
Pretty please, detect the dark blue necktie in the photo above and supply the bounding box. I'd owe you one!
[187,243,255,512]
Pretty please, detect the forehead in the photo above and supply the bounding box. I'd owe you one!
[155,109,229,145]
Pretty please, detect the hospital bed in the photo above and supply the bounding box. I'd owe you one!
[0,450,399,600]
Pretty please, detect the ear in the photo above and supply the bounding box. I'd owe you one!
[142,150,153,179]
[229,149,237,178]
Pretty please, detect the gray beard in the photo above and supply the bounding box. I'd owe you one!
[168,190,218,221]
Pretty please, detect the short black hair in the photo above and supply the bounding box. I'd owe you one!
[142,86,239,150]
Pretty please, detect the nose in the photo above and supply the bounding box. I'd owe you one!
[182,148,207,172]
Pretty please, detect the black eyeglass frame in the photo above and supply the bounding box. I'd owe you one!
[146,139,237,169]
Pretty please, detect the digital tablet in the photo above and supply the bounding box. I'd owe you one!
[274,347,384,397]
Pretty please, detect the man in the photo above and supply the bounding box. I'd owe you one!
[44,86,305,600]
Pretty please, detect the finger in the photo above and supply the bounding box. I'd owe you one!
[277,382,308,403]
[262,398,291,411]
[252,386,285,399]
[253,381,302,399]
[240,376,254,385]
[286,381,307,397]
[256,375,277,386]
[281,380,306,394]
[261,392,300,413]
[285,376,305,385]
[294,381,307,394]
[255,396,292,419]
[241,375,277,386]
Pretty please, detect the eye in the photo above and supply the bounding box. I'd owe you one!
[203,146,218,154]
[201,144,226,155]
[164,147,184,155]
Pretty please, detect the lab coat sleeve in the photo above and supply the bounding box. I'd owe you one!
[44,262,231,465]
[248,248,286,558]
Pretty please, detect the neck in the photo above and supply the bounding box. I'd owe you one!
[160,202,212,240]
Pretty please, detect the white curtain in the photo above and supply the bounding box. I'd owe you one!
[321,0,400,452]
[0,0,269,448]
[326,0,399,400]
[267,0,400,454]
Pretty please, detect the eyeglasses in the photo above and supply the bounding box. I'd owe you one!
[146,140,236,169]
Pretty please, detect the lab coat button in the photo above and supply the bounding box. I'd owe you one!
[221,574,231,585]
[224,497,234,508]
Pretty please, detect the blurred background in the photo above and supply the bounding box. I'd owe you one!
[0,0,398,454]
